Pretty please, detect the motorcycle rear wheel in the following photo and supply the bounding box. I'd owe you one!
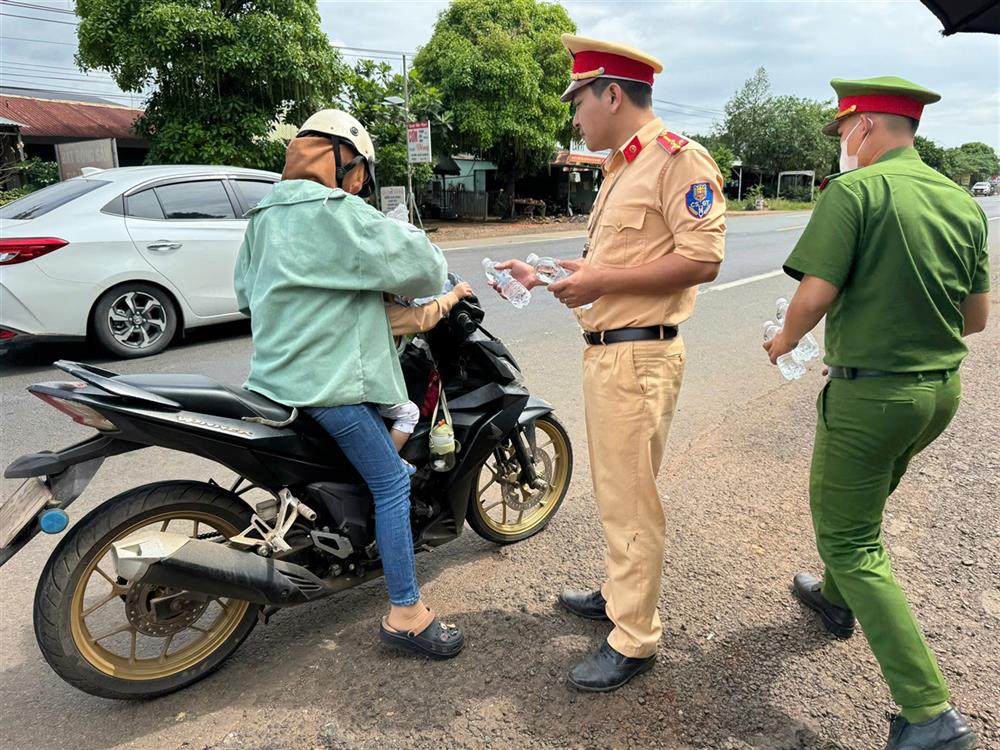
[34,480,260,700]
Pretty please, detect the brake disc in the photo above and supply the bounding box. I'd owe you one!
[124,583,209,637]
[501,449,553,511]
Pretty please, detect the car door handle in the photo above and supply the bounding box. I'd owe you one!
[146,241,183,252]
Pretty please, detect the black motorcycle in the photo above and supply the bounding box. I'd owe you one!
[0,295,572,699]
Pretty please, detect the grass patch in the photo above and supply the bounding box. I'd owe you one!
[730,198,814,212]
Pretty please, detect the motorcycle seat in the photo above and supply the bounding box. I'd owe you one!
[114,374,294,424]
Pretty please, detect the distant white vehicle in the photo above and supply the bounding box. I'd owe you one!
[1,165,279,357]
[971,181,993,196]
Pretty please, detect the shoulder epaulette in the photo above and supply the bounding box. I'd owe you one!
[655,131,689,156]
[818,171,846,193]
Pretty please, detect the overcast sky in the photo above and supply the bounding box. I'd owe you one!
[1,1,997,148]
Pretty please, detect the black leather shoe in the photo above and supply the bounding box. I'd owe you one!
[558,588,610,621]
[885,708,978,750]
[793,572,855,639]
[567,641,655,692]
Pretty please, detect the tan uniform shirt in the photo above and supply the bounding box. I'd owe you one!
[576,117,726,332]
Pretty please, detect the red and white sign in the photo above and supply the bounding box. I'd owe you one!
[407,121,432,164]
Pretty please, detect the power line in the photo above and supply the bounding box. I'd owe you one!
[0,70,125,88]
[1,1,78,14]
[652,106,717,124]
[1,60,115,80]
[0,10,79,25]
[0,86,141,104]
[0,34,76,46]
[653,98,724,116]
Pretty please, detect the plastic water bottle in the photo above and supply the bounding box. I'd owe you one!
[526,253,568,284]
[386,203,409,223]
[792,333,821,364]
[526,253,591,310]
[429,420,457,472]
[763,320,806,380]
[775,298,821,364]
[482,258,531,309]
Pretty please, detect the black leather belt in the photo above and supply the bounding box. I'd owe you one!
[828,366,954,380]
[583,325,678,346]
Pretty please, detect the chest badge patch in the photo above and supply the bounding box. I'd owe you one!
[686,182,714,219]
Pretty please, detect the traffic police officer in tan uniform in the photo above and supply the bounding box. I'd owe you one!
[499,35,726,691]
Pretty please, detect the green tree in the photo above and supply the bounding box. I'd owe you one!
[415,0,575,198]
[705,143,734,185]
[943,141,1000,187]
[914,135,946,172]
[76,0,345,169]
[760,96,838,177]
[717,70,839,194]
[340,60,449,197]
[719,67,776,175]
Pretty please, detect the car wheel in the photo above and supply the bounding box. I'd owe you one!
[92,283,178,358]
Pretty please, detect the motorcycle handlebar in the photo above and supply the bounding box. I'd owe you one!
[454,311,477,334]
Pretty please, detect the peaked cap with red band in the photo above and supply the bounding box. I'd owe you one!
[560,34,663,103]
[822,76,941,137]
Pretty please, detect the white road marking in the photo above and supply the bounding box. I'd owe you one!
[702,269,785,293]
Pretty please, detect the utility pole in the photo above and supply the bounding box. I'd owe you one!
[402,53,414,225]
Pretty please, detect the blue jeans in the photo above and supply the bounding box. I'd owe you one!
[306,404,420,606]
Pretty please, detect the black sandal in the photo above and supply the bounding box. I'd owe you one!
[379,616,465,659]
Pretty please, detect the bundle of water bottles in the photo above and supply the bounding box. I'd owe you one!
[762,298,822,380]
[481,254,591,310]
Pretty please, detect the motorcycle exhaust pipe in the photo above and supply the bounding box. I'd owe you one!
[111,532,329,606]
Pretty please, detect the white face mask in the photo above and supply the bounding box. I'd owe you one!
[839,118,871,172]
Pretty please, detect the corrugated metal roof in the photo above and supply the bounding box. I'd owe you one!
[0,91,143,140]
[0,116,28,128]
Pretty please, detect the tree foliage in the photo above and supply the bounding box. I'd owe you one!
[943,141,1000,187]
[718,69,837,182]
[914,135,946,172]
[76,0,346,169]
[415,0,575,194]
[719,67,776,176]
[340,60,449,194]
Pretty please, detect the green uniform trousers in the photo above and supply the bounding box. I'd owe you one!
[810,371,961,722]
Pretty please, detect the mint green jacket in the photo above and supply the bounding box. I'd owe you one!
[234,180,446,407]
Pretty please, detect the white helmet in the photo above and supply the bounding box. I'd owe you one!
[297,109,376,195]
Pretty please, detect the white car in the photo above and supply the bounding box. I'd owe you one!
[971,181,993,196]
[0,165,279,358]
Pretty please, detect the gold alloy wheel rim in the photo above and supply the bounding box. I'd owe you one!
[69,512,250,680]
[477,419,569,535]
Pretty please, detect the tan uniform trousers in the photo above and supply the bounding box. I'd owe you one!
[583,335,685,658]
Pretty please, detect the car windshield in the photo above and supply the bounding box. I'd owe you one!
[0,179,110,220]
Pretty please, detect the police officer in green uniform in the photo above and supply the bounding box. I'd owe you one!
[764,76,990,750]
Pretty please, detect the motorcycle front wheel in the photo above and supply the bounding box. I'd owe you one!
[466,414,573,544]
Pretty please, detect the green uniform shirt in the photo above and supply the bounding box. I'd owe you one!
[784,147,990,372]
[234,179,447,408]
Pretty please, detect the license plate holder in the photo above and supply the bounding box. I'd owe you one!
[0,477,54,549]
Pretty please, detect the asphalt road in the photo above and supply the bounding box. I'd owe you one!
[1,197,997,750]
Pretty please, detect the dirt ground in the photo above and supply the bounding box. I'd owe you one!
[422,216,588,243]
[193,315,999,750]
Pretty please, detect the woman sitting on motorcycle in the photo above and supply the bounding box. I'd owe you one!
[234,110,464,659]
